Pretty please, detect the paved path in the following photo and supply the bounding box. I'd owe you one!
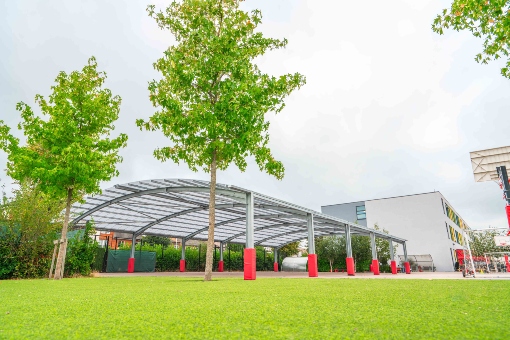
[97,271,510,280]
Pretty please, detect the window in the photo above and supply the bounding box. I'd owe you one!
[356,205,366,220]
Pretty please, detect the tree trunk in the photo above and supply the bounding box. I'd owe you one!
[329,259,333,273]
[54,187,73,280]
[204,150,217,281]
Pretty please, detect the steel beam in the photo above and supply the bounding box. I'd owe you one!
[307,213,315,254]
[246,192,254,248]
[345,225,353,258]
[370,232,377,260]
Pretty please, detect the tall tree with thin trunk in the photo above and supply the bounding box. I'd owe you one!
[0,57,128,279]
[139,0,305,281]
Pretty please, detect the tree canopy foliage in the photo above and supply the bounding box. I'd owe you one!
[469,228,510,256]
[0,57,128,279]
[432,0,510,78]
[139,0,305,281]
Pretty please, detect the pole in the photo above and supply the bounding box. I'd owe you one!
[463,229,476,278]
[218,242,224,272]
[49,239,59,279]
[403,242,410,274]
[389,239,397,274]
[180,239,186,272]
[244,192,256,280]
[307,213,318,277]
[345,225,354,276]
[370,232,379,275]
[497,166,510,235]
[128,234,136,273]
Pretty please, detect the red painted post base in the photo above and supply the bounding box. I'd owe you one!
[273,262,279,272]
[180,259,186,272]
[308,254,318,277]
[244,248,256,280]
[218,260,224,272]
[390,260,397,274]
[346,257,355,276]
[127,257,135,273]
[372,259,380,275]
[404,261,411,274]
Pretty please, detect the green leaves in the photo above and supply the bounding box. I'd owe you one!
[139,0,306,179]
[432,0,510,78]
[0,57,128,199]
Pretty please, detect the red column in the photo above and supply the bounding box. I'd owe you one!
[218,260,224,272]
[506,206,510,234]
[372,259,380,275]
[346,257,355,276]
[505,255,510,272]
[404,261,411,274]
[244,248,256,280]
[308,254,318,277]
[179,259,186,272]
[127,257,135,273]
[390,260,397,274]
[273,262,278,272]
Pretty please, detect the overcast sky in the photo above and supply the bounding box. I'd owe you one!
[1,0,509,230]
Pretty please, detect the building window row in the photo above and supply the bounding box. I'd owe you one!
[356,205,366,220]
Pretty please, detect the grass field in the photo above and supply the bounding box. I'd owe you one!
[0,277,509,339]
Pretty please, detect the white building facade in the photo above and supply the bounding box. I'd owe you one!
[321,192,469,272]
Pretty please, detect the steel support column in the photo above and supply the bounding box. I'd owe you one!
[345,225,355,276]
[389,239,397,274]
[128,234,136,273]
[180,238,186,272]
[403,241,410,274]
[273,248,279,272]
[307,213,318,277]
[370,232,380,275]
[244,192,256,280]
[218,242,224,272]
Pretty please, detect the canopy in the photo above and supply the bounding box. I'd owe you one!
[70,179,406,249]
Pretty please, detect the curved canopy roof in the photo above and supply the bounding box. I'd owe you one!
[71,179,406,248]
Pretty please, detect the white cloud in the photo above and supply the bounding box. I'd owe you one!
[1,0,510,231]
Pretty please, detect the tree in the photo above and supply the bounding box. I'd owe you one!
[316,236,344,272]
[0,181,64,279]
[139,1,305,281]
[351,235,372,271]
[469,228,510,256]
[374,223,396,265]
[143,235,171,247]
[279,241,300,258]
[432,1,510,78]
[0,57,128,280]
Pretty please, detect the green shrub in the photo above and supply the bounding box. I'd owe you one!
[65,222,98,277]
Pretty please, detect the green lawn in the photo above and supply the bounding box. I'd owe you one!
[0,277,508,339]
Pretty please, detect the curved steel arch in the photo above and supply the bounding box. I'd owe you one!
[71,186,245,226]
[133,203,245,237]
[223,222,308,243]
[184,214,306,241]
[254,226,337,246]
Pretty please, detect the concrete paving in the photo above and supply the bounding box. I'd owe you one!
[97,271,510,280]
